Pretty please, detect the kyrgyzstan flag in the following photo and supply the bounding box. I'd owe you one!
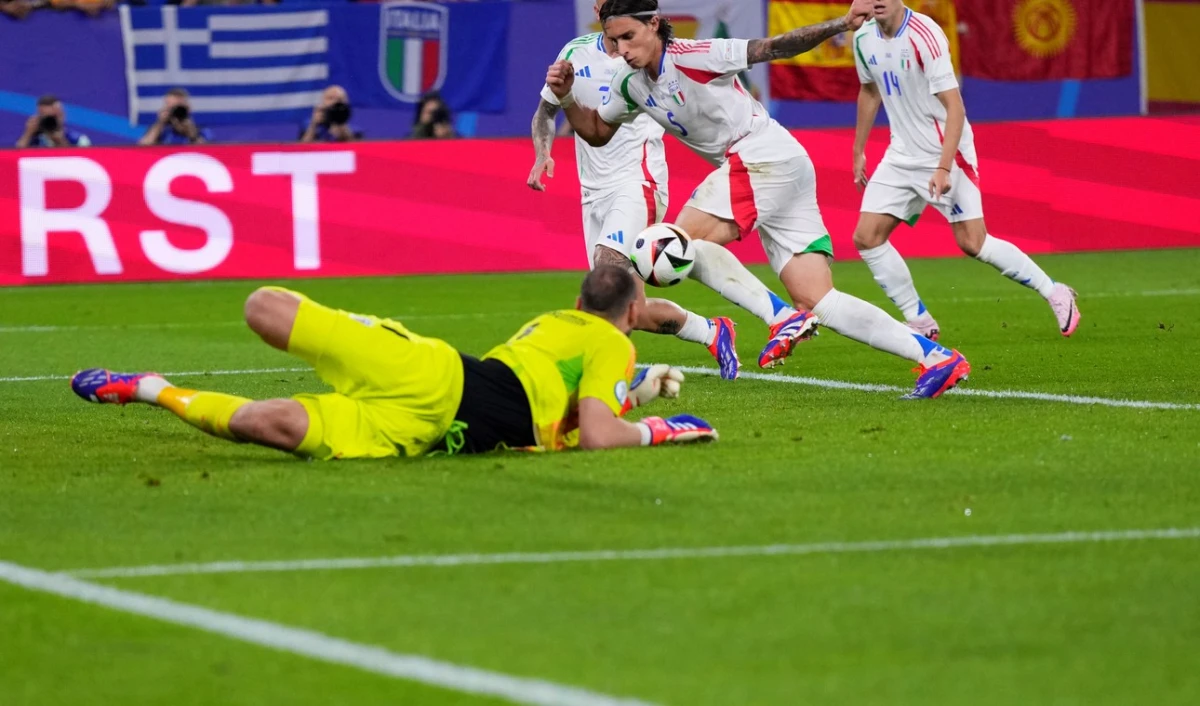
[958,0,1134,80]
[769,0,960,102]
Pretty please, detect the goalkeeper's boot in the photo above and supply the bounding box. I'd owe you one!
[71,368,157,405]
[905,350,970,400]
[758,310,819,369]
[1048,283,1080,337]
[706,316,740,380]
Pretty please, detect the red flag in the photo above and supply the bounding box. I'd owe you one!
[958,0,1133,80]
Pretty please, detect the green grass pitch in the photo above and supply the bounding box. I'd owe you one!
[2,249,1199,705]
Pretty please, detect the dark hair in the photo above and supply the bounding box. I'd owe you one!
[36,94,60,107]
[414,90,447,126]
[580,265,637,321]
[599,0,674,44]
[166,87,190,99]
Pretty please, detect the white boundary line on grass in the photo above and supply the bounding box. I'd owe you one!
[0,560,659,706]
[4,363,1198,411]
[671,366,1200,411]
[65,528,1200,580]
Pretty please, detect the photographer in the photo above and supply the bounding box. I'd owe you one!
[300,85,357,143]
[139,88,212,146]
[410,90,456,140]
[15,95,92,148]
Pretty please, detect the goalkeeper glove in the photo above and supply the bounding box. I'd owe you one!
[636,414,718,446]
[622,364,684,415]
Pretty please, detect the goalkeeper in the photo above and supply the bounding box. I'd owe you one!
[70,266,716,459]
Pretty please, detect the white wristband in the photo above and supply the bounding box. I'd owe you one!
[558,91,575,109]
[636,422,653,447]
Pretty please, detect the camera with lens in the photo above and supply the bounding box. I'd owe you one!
[170,104,190,121]
[38,115,60,133]
[325,101,351,126]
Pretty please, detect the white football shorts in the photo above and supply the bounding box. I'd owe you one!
[686,152,832,275]
[862,157,985,224]
[583,182,667,267]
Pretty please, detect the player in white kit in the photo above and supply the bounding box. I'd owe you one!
[852,0,1081,339]
[528,1,739,380]
[547,0,971,398]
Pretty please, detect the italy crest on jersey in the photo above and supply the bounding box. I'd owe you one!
[379,1,448,103]
[668,79,686,106]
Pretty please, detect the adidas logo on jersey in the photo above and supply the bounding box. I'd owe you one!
[646,95,658,108]
[869,55,878,66]
[578,66,592,78]
[606,231,625,244]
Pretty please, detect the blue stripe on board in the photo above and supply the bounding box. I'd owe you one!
[0,91,143,139]
[1056,80,1081,118]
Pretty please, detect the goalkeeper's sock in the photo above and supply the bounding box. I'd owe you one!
[676,311,716,346]
[133,375,173,404]
[690,240,794,325]
[155,388,252,442]
[812,288,948,365]
[976,234,1056,299]
[858,241,926,321]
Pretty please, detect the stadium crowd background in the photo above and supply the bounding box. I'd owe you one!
[2,0,1181,149]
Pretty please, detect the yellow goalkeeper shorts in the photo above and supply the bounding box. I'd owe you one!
[272,288,464,460]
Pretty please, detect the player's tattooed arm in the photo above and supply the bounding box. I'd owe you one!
[528,99,560,191]
[532,99,559,160]
[745,0,870,64]
[746,18,852,64]
[593,246,638,273]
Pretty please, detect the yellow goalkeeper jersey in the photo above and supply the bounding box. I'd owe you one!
[484,309,636,450]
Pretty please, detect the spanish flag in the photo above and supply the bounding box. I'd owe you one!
[1145,0,1200,112]
[769,0,959,102]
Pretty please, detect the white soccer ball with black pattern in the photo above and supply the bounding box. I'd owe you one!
[629,223,695,288]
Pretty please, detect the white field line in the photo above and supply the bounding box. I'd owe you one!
[672,366,1200,411]
[2,286,1198,334]
[65,528,1200,580]
[0,560,659,706]
[4,362,1198,411]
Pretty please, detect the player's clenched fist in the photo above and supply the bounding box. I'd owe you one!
[546,60,576,100]
[846,0,873,29]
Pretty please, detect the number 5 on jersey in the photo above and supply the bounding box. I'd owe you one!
[666,110,688,137]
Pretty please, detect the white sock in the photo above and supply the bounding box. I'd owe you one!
[134,375,173,405]
[689,240,795,325]
[859,241,927,321]
[976,234,1056,299]
[676,311,715,346]
[812,289,953,365]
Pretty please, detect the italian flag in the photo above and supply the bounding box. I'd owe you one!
[386,37,441,96]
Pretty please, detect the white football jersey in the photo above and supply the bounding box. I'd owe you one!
[598,38,802,167]
[854,10,976,168]
[541,33,668,202]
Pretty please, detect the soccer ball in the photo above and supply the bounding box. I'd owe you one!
[629,223,695,287]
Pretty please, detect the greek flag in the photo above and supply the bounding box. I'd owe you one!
[119,6,330,125]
